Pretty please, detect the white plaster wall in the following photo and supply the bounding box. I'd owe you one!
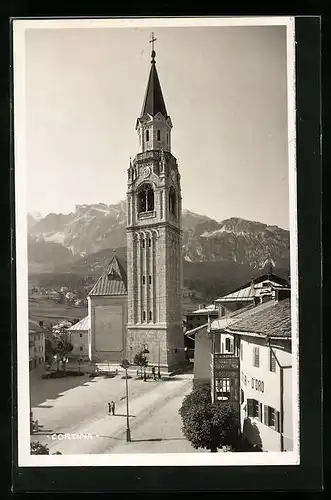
[94,305,123,352]
[239,336,292,451]
[69,331,89,358]
[90,295,127,363]
[193,328,211,383]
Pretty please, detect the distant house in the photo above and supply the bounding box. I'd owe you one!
[66,316,89,359]
[65,292,76,302]
[52,320,74,332]
[29,320,45,370]
[184,272,290,360]
[184,304,219,358]
[74,299,85,308]
[45,290,60,299]
[214,273,290,317]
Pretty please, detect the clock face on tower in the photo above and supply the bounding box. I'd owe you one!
[141,166,151,179]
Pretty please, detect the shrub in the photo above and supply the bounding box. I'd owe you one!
[31,441,49,455]
[179,384,239,452]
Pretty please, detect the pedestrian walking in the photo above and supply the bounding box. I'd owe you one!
[108,402,111,415]
[111,400,115,415]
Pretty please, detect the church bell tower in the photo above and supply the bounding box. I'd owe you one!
[126,35,185,372]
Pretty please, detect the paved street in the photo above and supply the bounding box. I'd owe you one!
[30,370,204,454]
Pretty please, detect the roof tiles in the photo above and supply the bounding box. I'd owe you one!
[226,298,291,338]
[67,316,89,331]
[88,254,127,297]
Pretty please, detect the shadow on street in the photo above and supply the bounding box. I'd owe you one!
[108,414,136,418]
[131,437,186,443]
[30,372,94,407]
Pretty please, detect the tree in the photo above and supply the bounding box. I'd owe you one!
[53,333,73,372]
[31,441,49,455]
[133,350,148,379]
[179,384,239,452]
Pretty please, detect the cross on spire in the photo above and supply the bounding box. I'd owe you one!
[149,32,157,61]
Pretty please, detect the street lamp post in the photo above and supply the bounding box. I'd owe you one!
[120,359,131,442]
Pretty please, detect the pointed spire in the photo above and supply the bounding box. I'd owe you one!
[140,33,168,118]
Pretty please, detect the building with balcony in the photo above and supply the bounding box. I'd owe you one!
[225,298,293,452]
[186,290,293,452]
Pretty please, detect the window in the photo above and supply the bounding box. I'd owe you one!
[149,311,152,321]
[247,399,263,420]
[142,275,146,285]
[247,398,259,418]
[79,333,82,338]
[264,405,280,431]
[138,184,154,213]
[142,239,145,248]
[149,275,152,285]
[148,238,151,247]
[215,378,238,401]
[253,346,260,367]
[80,346,83,351]
[146,129,149,141]
[143,311,146,321]
[269,350,276,372]
[216,378,231,400]
[157,129,160,141]
[225,338,231,352]
[169,187,176,216]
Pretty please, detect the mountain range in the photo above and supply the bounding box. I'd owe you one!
[27,201,290,303]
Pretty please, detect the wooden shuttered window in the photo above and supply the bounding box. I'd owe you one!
[247,398,260,419]
[247,398,254,417]
[269,350,276,372]
[264,405,281,432]
[264,405,269,425]
[253,346,260,367]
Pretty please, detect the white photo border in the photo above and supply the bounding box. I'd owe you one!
[13,16,298,468]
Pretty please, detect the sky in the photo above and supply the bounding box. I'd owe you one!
[25,24,290,229]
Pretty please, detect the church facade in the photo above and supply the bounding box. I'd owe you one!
[88,254,128,363]
[88,41,185,372]
[126,45,185,371]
